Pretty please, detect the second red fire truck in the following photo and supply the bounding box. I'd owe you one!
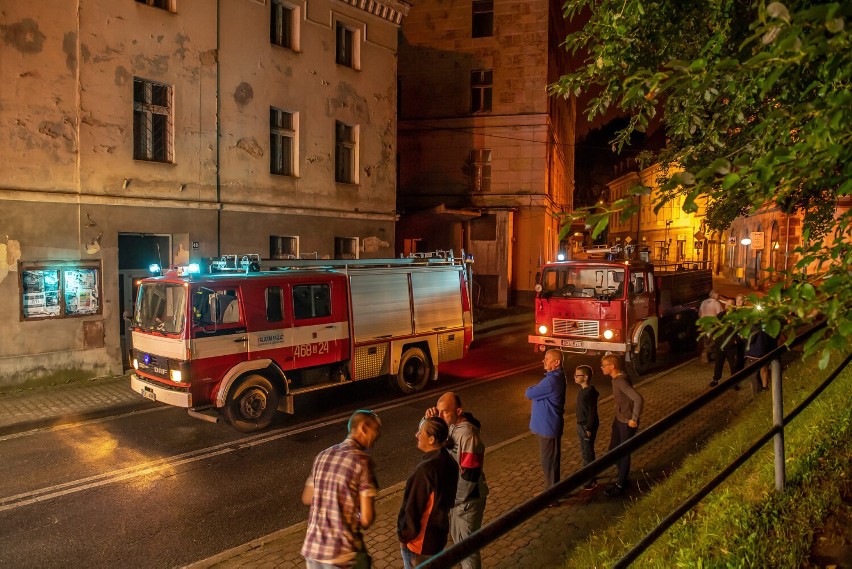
[129,252,474,432]
[528,251,712,374]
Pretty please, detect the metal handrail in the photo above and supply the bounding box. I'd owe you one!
[419,321,833,569]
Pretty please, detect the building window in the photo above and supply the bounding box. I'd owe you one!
[335,121,358,184]
[270,107,297,176]
[471,70,493,113]
[20,262,102,320]
[271,1,297,50]
[470,149,492,192]
[133,78,173,163]
[472,0,494,38]
[270,235,299,259]
[136,0,175,12]
[335,237,359,260]
[335,21,359,69]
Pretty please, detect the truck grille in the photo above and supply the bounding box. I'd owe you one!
[552,319,599,337]
[133,349,170,380]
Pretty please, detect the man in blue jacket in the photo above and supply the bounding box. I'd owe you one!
[525,349,566,489]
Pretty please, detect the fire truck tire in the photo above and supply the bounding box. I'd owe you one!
[629,330,654,376]
[224,374,279,432]
[391,347,432,394]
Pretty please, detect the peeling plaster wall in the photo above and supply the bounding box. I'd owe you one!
[217,0,399,220]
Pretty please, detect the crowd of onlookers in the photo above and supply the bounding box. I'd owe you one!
[299,348,646,568]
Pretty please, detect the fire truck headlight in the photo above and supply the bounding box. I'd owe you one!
[132,358,139,370]
[170,369,183,383]
[538,324,548,335]
[603,329,615,340]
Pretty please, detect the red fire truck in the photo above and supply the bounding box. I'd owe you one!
[129,252,473,432]
[528,252,712,375]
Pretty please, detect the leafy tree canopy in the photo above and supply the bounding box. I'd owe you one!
[552,1,851,366]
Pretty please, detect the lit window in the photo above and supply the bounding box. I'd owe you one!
[335,121,358,184]
[270,108,297,176]
[471,69,493,113]
[470,149,492,192]
[133,78,173,163]
[472,0,494,38]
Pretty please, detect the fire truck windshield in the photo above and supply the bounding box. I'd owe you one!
[539,266,626,299]
[134,282,187,334]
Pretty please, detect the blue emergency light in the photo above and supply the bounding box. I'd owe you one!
[149,263,161,275]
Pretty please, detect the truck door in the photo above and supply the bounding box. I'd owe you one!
[288,280,344,368]
[627,271,652,320]
[190,286,249,379]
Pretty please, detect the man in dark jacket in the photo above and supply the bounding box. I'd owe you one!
[426,392,488,569]
[574,364,600,490]
[525,349,566,489]
[398,417,459,569]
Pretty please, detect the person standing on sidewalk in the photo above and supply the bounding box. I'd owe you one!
[398,416,459,569]
[698,290,724,362]
[602,355,644,497]
[301,409,382,569]
[573,365,599,490]
[525,348,566,489]
[425,392,488,569]
[710,295,746,387]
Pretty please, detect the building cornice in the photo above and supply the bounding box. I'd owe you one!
[338,0,411,25]
[0,190,397,222]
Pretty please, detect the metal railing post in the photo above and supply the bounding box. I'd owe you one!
[771,358,785,491]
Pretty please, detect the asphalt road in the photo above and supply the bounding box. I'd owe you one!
[0,329,688,568]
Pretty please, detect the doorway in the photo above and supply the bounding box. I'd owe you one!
[118,234,172,369]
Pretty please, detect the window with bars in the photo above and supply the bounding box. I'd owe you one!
[270,235,299,259]
[270,107,296,176]
[271,1,295,49]
[335,121,357,184]
[334,237,359,260]
[133,78,173,163]
[470,149,492,192]
[136,0,174,12]
[472,0,494,38]
[336,22,357,68]
[471,70,493,113]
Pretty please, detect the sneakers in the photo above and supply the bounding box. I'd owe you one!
[604,483,625,497]
[583,480,598,491]
[709,379,719,387]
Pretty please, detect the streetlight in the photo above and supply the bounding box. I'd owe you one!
[740,237,752,285]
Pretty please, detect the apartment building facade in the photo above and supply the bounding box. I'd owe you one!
[396,0,575,307]
[0,0,409,386]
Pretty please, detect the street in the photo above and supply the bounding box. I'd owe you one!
[0,327,695,568]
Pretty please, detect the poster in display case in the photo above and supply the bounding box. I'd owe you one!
[19,262,101,320]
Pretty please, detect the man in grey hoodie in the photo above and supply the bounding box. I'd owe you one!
[426,392,489,569]
[601,354,644,497]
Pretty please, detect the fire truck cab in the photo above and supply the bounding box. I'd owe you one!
[129,253,473,432]
[529,255,711,375]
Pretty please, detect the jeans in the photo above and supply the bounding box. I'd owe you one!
[577,423,597,466]
[401,545,426,569]
[450,498,487,569]
[608,419,637,487]
[538,435,561,488]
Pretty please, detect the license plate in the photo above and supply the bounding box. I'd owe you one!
[141,387,157,402]
[562,340,585,348]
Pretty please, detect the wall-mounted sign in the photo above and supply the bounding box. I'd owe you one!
[19,261,102,320]
[751,231,765,250]
[192,241,199,249]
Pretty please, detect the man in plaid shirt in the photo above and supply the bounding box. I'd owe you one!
[301,410,382,568]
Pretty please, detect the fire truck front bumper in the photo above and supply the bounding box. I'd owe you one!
[528,335,627,354]
[131,374,192,408]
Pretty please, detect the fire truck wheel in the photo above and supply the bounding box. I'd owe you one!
[224,374,279,433]
[629,330,654,376]
[392,347,432,394]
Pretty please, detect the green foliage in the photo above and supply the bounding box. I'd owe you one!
[552,1,852,366]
